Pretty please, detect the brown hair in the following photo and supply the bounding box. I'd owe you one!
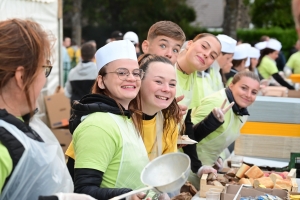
[91,65,143,135]
[231,70,260,85]
[81,42,96,61]
[0,19,52,115]
[193,33,221,45]
[147,21,186,43]
[232,58,247,69]
[136,54,183,143]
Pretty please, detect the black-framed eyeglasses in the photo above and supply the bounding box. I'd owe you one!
[105,68,144,80]
[43,60,53,77]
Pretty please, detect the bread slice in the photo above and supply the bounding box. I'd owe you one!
[253,177,274,188]
[270,173,283,184]
[244,165,264,179]
[236,163,251,178]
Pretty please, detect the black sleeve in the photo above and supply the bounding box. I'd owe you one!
[182,110,203,173]
[272,73,295,90]
[66,157,75,182]
[193,112,224,142]
[74,168,132,200]
[38,196,58,200]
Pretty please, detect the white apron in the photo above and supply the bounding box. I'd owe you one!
[175,64,194,120]
[196,90,248,165]
[148,111,164,161]
[109,114,149,189]
[209,61,224,91]
[197,71,214,98]
[0,116,73,200]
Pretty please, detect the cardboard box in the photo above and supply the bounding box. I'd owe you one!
[51,128,72,154]
[44,86,70,128]
[199,173,225,197]
[221,185,288,200]
[288,90,300,98]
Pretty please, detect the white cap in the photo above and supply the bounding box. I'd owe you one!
[123,31,139,44]
[266,39,282,51]
[95,40,137,71]
[233,43,250,61]
[254,41,267,50]
[217,34,237,53]
[249,47,260,59]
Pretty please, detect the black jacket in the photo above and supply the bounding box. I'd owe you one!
[67,94,132,200]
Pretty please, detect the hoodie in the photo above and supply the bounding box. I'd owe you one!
[64,61,98,104]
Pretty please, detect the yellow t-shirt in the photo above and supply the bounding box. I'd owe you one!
[142,116,178,160]
[286,51,300,74]
[0,142,13,193]
[67,47,81,65]
[258,56,278,79]
[66,115,179,161]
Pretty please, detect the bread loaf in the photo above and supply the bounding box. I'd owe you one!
[244,165,264,179]
[274,179,292,191]
[238,178,252,185]
[236,164,251,178]
[269,173,283,183]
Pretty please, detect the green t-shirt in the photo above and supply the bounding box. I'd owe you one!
[176,69,202,109]
[0,142,13,193]
[0,117,23,193]
[258,56,278,79]
[286,51,300,74]
[73,112,124,188]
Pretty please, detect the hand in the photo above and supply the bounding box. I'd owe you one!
[177,144,187,149]
[283,66,292,77]
[127,192,151,200]
[214,157,223,171]
[55,193,97,200]
[212,99,234,122]
[176,95,187,118]
[197,165,217,178]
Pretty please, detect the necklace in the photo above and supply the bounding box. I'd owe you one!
[176,62,187,74]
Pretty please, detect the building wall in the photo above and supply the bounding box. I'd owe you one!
[186,0,225,28]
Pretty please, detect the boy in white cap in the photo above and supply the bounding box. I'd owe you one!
[209,34,237,91]
[124,31,141,57]
[65,40,153,200]
[257,39,295,89]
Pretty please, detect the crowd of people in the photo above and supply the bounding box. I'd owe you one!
[0,2,300,199]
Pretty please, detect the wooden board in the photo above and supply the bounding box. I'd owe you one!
[235,134,300,159]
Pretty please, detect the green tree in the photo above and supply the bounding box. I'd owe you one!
[250,0,294,28]
[63,0,197,46]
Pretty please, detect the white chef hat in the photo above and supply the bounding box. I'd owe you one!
[233,43,250,61]
[217,34,237,53]
[254,41,267,50]
[123,31,139,44]
[249,47,260,59]
[266,38,282,51]
[95,40,137,71]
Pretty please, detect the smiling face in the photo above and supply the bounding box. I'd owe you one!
[229,76,260,108]
[185,36,221,72]
[140,61,177,115]
[142,36,183,65]
[98,59,141,109]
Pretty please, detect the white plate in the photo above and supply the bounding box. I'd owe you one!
[177,139,198,145]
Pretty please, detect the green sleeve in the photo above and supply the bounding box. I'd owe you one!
[286,54,296,70]
[191,95,217,125]
[73,114,121,172]
[0,142,13,193]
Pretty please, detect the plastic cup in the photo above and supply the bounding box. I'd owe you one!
[206,190,220,200]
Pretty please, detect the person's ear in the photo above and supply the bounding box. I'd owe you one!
[141,40,149,54]
[185,40,193,50]
[14,66,25,90]
[229,82,234,90]
[97,75,105,89]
